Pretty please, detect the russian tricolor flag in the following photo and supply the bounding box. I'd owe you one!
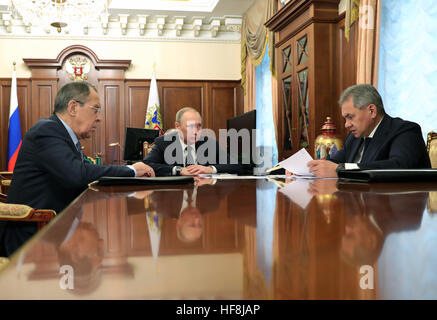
[7,70,22,172]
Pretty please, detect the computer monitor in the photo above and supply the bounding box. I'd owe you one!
[226,110,256,174]
[123,127,159,161]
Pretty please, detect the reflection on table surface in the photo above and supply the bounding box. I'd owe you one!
[1,178,437,299]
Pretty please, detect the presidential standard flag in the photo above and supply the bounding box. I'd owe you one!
[7,69,22,171]
[145,71,163,135]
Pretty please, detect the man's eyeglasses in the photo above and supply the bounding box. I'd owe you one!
[74,100,101,115]
[88,105,101,114]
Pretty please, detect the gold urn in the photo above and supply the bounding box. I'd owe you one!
[314,117,343,159]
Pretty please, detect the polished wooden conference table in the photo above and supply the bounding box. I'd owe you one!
[0,177,436,299]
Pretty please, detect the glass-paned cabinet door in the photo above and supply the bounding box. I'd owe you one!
[282,45,292,73]
[297,69,309,149]
[282,76,292,150]
[297,35,308,65]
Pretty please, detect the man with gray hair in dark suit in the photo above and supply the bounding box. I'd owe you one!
[307,84,430,177]
[2,82,155,256]
[144,107,243,176]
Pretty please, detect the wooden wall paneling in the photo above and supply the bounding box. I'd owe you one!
[0,80,8,170]
[312,22,337,153]
[203,82,211,131]
[0,79,31,170]
[334,16,359,141]
[160,81,204,131]
[124,80,150,164]
[207,81,242,137]
[98,80,125,165]
[19,80,31,133]
[124,80,149,129]
[30,80,57,126]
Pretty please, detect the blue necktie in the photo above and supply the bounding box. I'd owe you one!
[76,142,84,162]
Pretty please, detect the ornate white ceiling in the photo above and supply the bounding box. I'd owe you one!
[0,0,255,42]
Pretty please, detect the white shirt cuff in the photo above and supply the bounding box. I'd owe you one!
[345,163,360,170]
[210,166,217,174]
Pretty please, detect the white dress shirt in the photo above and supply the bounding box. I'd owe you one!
[172,136,217,175]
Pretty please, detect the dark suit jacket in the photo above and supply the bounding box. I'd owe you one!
[144,133,243,176]
[6,114,134,213]
[330,115,431,169]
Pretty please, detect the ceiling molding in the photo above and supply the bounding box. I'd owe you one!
[0,12,242,42]
[0,0,253,42]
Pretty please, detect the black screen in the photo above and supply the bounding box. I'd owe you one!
[226,110,256,174]
[123,127,159,161]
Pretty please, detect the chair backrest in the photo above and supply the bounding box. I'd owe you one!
[0,179,10,196]
[0,203,56,230]
[0,172,13,180]
[427,131,437,168]
[0,172,12,202]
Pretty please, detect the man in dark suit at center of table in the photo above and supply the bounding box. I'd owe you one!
[144,107,243,176]
[307,84,431,177]
[1,82,155,256]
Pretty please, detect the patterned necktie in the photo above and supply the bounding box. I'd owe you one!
[76,141,84,162]
[186,145,195,166]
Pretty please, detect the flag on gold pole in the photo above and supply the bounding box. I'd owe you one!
[145,64,163,135]
[7,62,22,171]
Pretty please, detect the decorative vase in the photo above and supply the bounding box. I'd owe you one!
[314,116,343,160]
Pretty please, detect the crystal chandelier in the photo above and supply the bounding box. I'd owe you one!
[10,0,110,33]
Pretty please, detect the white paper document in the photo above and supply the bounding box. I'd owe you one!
[277,148,315,176]
[278,179,313,209]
